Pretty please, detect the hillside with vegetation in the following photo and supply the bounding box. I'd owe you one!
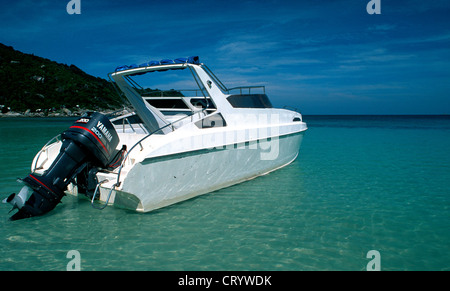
[0,43,123,116]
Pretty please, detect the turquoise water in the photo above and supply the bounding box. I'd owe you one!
[0,116,449,270]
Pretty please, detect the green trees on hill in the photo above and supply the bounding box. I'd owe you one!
[0,43,123,113]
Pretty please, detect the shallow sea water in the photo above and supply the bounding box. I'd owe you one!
[0,115,449,270]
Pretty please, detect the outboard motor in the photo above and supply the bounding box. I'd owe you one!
[3,112,120,221]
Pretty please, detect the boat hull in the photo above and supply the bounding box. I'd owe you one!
[96,132,304,212]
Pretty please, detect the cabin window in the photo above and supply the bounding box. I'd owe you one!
[227,94,273,108]
[145,98,189,109]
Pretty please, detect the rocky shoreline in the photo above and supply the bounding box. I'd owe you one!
[0,108,122,118]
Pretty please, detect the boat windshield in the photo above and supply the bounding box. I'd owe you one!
[122,67,216,116]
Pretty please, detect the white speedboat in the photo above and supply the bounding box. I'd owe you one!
[4,56,307,220]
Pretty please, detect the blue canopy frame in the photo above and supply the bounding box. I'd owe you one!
[115,56,200,72]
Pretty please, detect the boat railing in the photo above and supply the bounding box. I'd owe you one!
[31,106,208,210]
[201,64,266,95]
[226,86,266,95]
[112,111,148,135]
[91,97,209,210]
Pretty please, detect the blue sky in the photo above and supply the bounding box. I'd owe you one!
[1,0,449,114]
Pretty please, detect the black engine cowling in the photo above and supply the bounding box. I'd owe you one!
[4,112,120,221]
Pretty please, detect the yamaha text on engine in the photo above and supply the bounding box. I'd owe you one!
[2,112,123,221]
